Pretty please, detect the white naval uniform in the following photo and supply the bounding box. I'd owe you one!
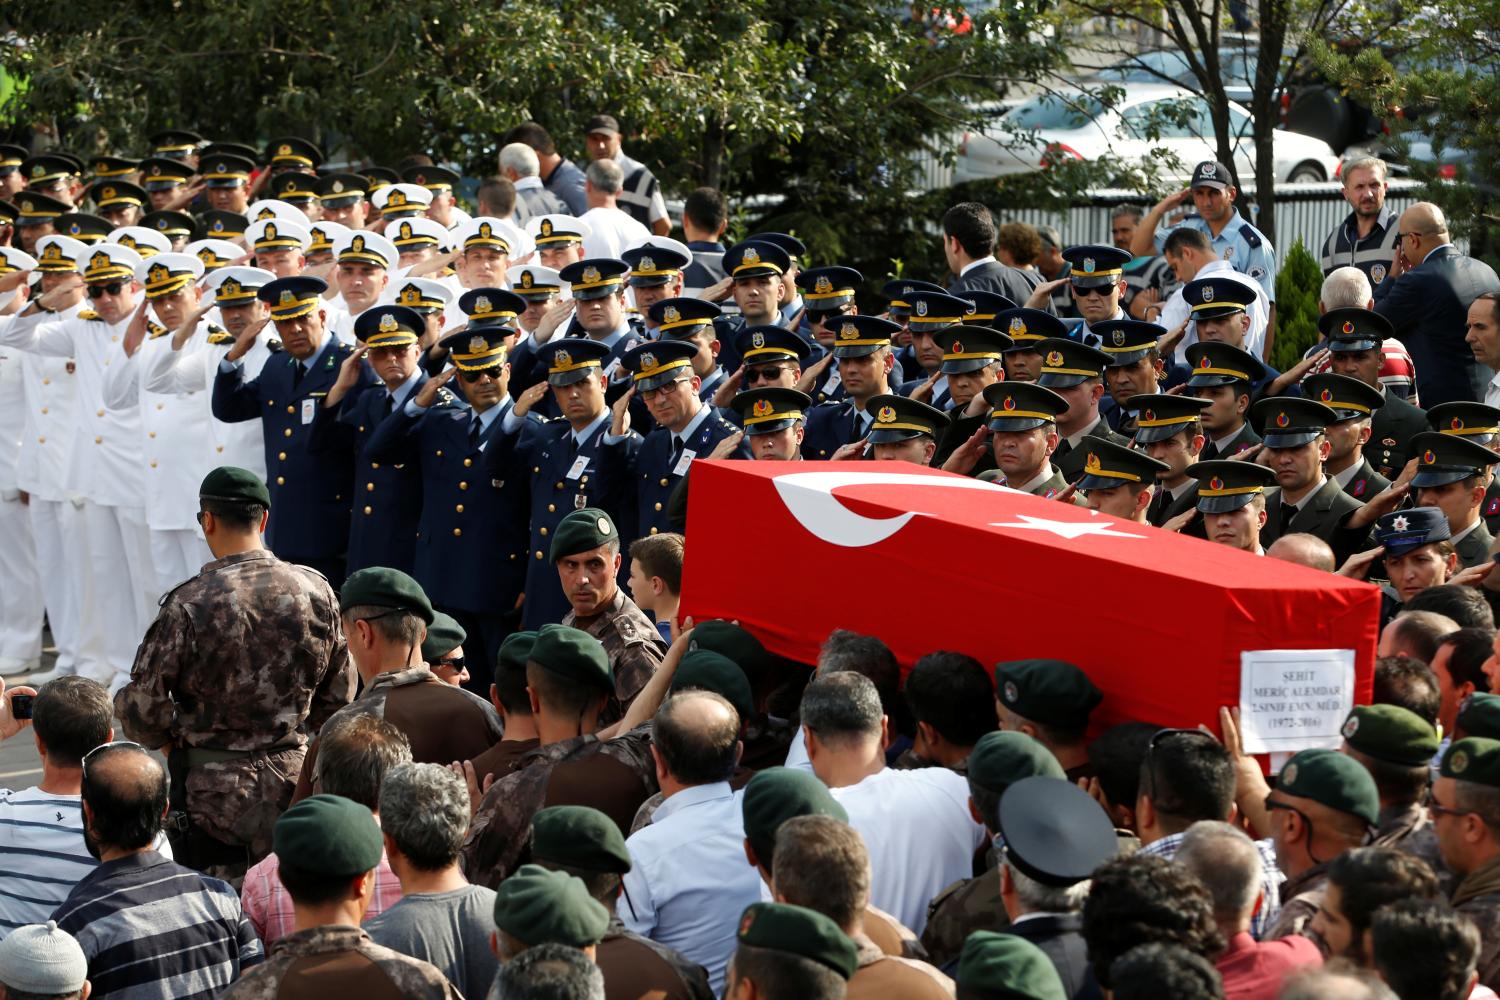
[9,301,90,677]
[102,327,213,594]
[1,309,157,686]
[0,314,44,672]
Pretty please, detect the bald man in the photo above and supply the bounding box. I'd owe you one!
[1266,533,1336,573]
[1374,202,1500,408]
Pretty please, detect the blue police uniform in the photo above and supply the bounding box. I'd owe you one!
[1153,211,1277,303]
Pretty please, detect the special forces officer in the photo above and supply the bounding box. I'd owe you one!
[115,467,354,880]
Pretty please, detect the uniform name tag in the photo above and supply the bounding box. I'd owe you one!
[301,399,316,425]
[566,455,589,480]
[823,367,842,393]
[673,447,697,476]
[603,357,622,377]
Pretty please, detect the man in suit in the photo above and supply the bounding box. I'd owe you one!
[996,778,1116,1000]
[1374,201,1500,407]
[1409,430,1500,569]
[1302,373,1391,502]
[212,275,373,585]
[1253,396,1367,562]
[942,202,1036,305]
[1185,341,1264,461]
[1324,308,1427,475]
[1131,393,1210,527]
[1034,337,1126,483]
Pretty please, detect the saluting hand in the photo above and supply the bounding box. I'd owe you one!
[1453,560,1496,588]
[610,384,635,437]
[941,426,989,475]
[697,277,733,303]
[326,344,369,407]
[1336,544,1385,579]
[121,299,151,358]
[1347,458,1415,529]
[910,370,941,404]
[707,430,744,460]
[795,353,834,394]
[0,278,28,316]
[173,301,215,351]
[0,268,29,294]
[830,435,869,461]
[1025,278,1067,310]
[512,381,550,419]
[534,299,575,345]
[711,365,745,409]
[1161,508,1199,533]
[413,367,458,408]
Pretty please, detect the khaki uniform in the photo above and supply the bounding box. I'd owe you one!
[1264,863,1327,947]
[597,917,715,1000]
[115,549,354,873]
[846,931,955,1000]
[1453,855,1500,992]
[217,925,459,999]
[564,589,666,721]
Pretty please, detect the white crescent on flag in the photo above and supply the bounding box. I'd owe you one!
[771,470,1016,548]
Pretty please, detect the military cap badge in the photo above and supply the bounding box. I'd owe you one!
[1343,715,1359,738]
[1342,320,1355,335]
[1453,417,1466,430]
[1199,355,1213,369]
[814,275,832,294]
[641,352,658,370]
[1009,317,1027,336]
[1209,476,1224,491]
[1002,396,1016,410]
[148,263,168,285]
[1202,284,1214,302]
[638,255,656,272]
[1282,762,1298,785]
[663,305,681,324]
[197,248,216,264]
[1112,329,1125,346]
[554,349,572,368]
[1423,449,1437,464]
[915,300,929,317]
[1085,452,1101,472]
[475,295,492,313]
[839,322,858,341]
[751,331,765,348]
[398,222,413,240]
[1003,681,1019,703]
[1453,750,1470,774]
[1392,514,1409,532]
[752,399,773,418]
[264,223,278,241]
[1143,408,1155,422]
[68,223,81,235]
[1045,350,1064,367]
[332,179,344,193]
[951,341,964,354]
[398,286,419,305]
[520,272,534,288]
[1320,388,1334,403]
[1275,411,1290,428]
[1083,257,1096,273]
[582,266,600,284]
[221,278,241,296]
[479,222,493,239]
[256,207,275,221]
[280,290,297,306]
[351,235,366,253]
[876,406,897,424]
[597,516,612,535]
[101,186,115,200]
[743,246,760,264]
[379,314,399,333]
[468,335,488,354]
[31,164,44,178]
[42,245,61,264]
[278,143,292,156]
[540,219,553,236]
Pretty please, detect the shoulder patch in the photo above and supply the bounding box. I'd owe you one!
[1241,227,1263,248]
[148,321,169,339]
[77,309,100,321]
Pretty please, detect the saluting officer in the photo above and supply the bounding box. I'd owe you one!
[1409,431,1500,568]
[1130,393,1212,526]
[315,172,369,229]
[1185,340,1265,460]
[1323,308,1427,476]
[487,337,625,629]
[898,290,970,410]
[1035,337,1127,482]
[864,394,949,465]
[734,325,812,401]
[1096,319,1171,436]
[793,264,858,374]
[996,308,1067,384]
[212,275,372,585]
[940,381,1070,497]
[1074,437,1170,523]
[1057,244,1133,346]
[1303,372,1391,501]
[1428,401,1500,533]
[1183,459,1278,553]
[883,278,944,381]
[928,324,1011,467]
[731,388,812,461]
[649,297,728,403]
[800,315,903,460]
[1252,396,1366,561]
[363,299,528,672]
[621,238,692,336]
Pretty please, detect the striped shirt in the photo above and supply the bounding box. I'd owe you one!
[1319,205,1401,285]
[52,850,263,999]
[1139,832,1283,940]
[0,787,171,939]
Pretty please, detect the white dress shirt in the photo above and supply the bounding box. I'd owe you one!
[1163,259,1270,361]
[620,781,762,996]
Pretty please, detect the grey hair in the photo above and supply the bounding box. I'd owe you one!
[499,142,542,178]
[494,942,605,1000]
[1320,266,1373,311]
[1341,156,1388,184]
[1174,820,1261,920]
[586,158,624,195]
[1005,859,1090,914]
[1277,968,1398,1000]
[378,762,470,871]
[800,671,883,744]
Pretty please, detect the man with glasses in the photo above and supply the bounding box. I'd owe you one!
[213,275,370,586]
[1431,736,1500,990]
[1050,244,1132,347]
[732,325,811,402]
[21,154,83,208]
[114,466,352,879]
[1261,747,1379,942]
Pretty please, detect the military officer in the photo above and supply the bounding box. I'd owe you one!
[1428,401,1500,533]
[141,209,196,250]
[898,290,970,410]
[245,217,310,279]
[330,230,397,339]
[90,180,147,229]
[51,212,112,245]
[941,381,1069,495]
[402,164,463,229]
[0,143,24,196]
[621,237,692,335]
[716,240,800,375]
[734,325,813,401]
[1096,319,1172,436]
[200,153,254,214]
[304,220,348,267]
[996,307,1067,384]
[795,264,860,374]
[1178,275,1280,390]
[115,467,353,878]
[194,209,249,242]
[1303,372,1390,501]
[934,324,1010,411]
[1252,396,1366,560]
[509,263,564,341]
[315,172,368,229]
[271,172,320,221]
[864,394,948,465]
[1056,244,1133,346]
[363,315,527,673]
[212,275,372,585]
[372,182,433,222]
[12,191,69,253]
[1185,341,1265,460]
[1324,307,1426,476]
[138,156,196,213]
[731,387,811,461]
[746,231,808,328]
[311,304,427,575]
[601,339,746,541]
[21,154,82,208]
[650,296,729,403]
[1074,437,1170,523]
[554,256,644,378]
[1183,459,1278,553]
[1409,431,1500,568]
[882,277,945,376]
[1130,393,1211,527]
[148,129,202,164]
[487,338,624,628]
[89,154,139,180]
[800,315,904,460]
[1035,337,1127,482]
[530,214,591,272]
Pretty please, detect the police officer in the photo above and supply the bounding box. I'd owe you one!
[1183,459,1278,552]
[1304,372,1390,501]
[1035,337,1127,482]
[487,338,622,628]
[941,381,1070,495]
[865,394,949,465]
[1131,393,1212,526]
[1409,430,1500,567]
[114,467,354,879]
[603,338,746,541]
[801,316,904,460]
[1252,396,1366,560]
[1075,437,1170,523]
[1185,341,1265,460]
[997,307,1068,383]
[212,275,370,585]
[1428,401,1500,533]
[364,305,528,674]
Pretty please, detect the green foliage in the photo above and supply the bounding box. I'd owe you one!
[1272,238,1321,372]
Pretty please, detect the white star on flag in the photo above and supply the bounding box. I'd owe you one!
[990,514,1145,540]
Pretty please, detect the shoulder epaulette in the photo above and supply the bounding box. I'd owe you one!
[1240,226,1263,249]
[76,309,100,322]
[148,320,169,339]
[206,324,233,345]
[266,339,284,354]
[434,386,459,407]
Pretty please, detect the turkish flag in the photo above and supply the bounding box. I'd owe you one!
[679,461,1379,733]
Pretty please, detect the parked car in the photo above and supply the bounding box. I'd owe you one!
[954,84,1339,185]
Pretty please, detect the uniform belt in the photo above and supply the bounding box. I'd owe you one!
[182,738,301,767]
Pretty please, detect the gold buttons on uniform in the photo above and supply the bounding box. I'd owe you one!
[37,437,44,444]
[659,478,669,486]
[650,526,659,535]
[148,431,156,439]
[42,378,49,385]
[533,466,540,473]
[96,409,104,417]
[277,476,285,485]
[436,450,443,457]
[216,446,224,453]
[287,405,295,414]
[94,436,101,444]
[371,462,380,469]
[455,504,464,513]
[535,550,544,559]
[156,403,164,411]
[453,528,462,537]
[359,425,365,433]
[150,461,158,468]
[366,482,375,492]
[284,428,292,437]
[458,481,468,490]
[555,481,564,489]
[547,504,555,513]
[540,527,549,536]
[464,458,472,467]
[278,452,286,461]
[654,502,663,511]
[40,408,47,415]
[364,506,372,515]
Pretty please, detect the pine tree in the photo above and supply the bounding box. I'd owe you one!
[1273,239,1323,373]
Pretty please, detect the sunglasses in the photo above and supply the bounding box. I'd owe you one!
[746,364,791,383]
[432,655,465,671]
[87,282,126,298]
[1070,283,1113,298]
[81,739,148,779]
[806,309,848,325]
[459,368,501,383]
[1424,788,1470,821]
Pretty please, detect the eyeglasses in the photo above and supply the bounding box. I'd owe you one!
[459,368,500,383]
[1425,788,1470,821]
[746,364,791,383]
[87,282,126,298]
[432,655,465,671]
[639,378,690,402]
[1070,283,1114,298]
[806,309,848,326]
[81,740,147,779]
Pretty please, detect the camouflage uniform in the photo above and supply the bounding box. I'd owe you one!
[1453,855,1500,991]
[461,727,657,889]
[1374,801,1455,896]
[217,926,460,999]
[597,917,716,1000]
[921,866,1007,969]
[1264,862,1327,946]
[114,549,354,874]
[564,588,665,721]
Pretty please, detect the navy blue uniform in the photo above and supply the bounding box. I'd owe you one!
[364,392,529,668]
[599,406,748,541]
[212,339,374,584]
[309,376,427,576]
[801,398,874,460]
[485,413,626,628]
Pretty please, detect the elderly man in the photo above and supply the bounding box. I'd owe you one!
[499,142,569,224]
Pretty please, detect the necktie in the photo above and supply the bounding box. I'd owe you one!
[1054,439,1072,464]
[383,395,394,418]
[1280,502,1298,530]
[469,416,482,448]
[669,437,685,472]
[292,361,305,389]
[1147,489,1167,525]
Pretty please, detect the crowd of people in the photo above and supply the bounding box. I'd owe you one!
[1,119,1500,999]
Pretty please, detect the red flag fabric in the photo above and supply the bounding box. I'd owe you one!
[679,460,1379,733]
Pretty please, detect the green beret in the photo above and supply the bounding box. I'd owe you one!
[967,731,1066,794]
[420,611,466,663]
[1441,736,1500,789]
[690,621,772,682]
[531,805,632,874]
[957,931,1068,1000]
[339,567,435,626]
[672,649,753,723]
[741,767,847,867]
[995,659,1102,731]
[528,624,612,692]
[493,864,609,947]
[496,630,537,685]
[272,794,384,878]
[1278,748,1379,826]
[736,902,858,980]
[199,465,270,508]
[1341,704,1439,767]
[550,507,618,562]
[1458,693,1500,740]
